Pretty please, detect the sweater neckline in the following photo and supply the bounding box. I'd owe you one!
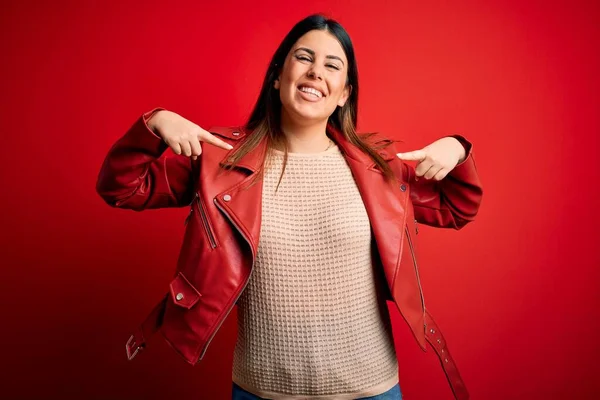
[270,143,340,157]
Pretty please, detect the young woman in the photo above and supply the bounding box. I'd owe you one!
[97,14,482,400]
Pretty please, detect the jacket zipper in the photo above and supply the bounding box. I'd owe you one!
[184,208,193,226]
[197,198,255,362]
[195,192,217,249]
[405,226,425,314]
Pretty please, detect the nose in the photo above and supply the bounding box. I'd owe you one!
[307,66,323,80]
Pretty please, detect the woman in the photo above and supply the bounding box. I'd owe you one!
[97,14,482,400]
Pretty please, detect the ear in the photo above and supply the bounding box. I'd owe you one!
[337,84,352,107]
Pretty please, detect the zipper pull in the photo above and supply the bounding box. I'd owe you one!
[184,192,200,225]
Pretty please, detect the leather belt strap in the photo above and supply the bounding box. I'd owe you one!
[424,310,470,400]
[125,294,168,361]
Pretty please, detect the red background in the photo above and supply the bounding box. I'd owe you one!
[1,1,599,399]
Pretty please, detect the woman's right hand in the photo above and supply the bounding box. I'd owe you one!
[148,110,233,160]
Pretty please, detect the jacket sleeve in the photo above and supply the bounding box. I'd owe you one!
[95,108,196,211]
[401,135,483,229]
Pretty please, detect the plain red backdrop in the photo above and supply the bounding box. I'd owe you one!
[1,0,599,399]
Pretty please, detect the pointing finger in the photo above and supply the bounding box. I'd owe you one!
[396,150,426,161]
[199,129,234,150]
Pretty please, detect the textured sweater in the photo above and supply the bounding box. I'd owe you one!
[231,143,399,399]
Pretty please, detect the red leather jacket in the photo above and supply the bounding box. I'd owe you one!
[96,109,483,400]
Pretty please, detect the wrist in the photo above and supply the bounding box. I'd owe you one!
[447,135,468,163]
[145,109,167,134]
[455,138,466,163]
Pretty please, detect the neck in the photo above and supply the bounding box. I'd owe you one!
[278,110,331,153]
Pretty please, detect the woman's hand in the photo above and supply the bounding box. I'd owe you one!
[395,137,466,181]
[148,110,233,160]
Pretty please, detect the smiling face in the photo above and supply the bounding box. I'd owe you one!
[275,29,351,127]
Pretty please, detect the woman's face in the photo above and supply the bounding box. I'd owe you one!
[275,29,351,126]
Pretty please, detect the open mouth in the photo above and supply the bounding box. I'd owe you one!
[297,85,324,99]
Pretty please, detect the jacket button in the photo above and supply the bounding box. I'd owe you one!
[223,194,232,202]
[176,293,184,301]
[400,184,407,192]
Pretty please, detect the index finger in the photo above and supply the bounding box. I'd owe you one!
[396,149,426,161]
[199,129,234,150]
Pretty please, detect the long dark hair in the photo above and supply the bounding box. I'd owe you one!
[223,14,395,184]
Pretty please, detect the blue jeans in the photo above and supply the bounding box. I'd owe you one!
[232,382,402,400]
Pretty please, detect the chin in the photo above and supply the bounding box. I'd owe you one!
[288,103,330,124]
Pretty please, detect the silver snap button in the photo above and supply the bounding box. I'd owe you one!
[441,349,445,353]
[232,131,240,136]
[176,293,184,301]
[430,328,435,334]
[445,358,449,363]
[400,184,407,192]
[437,339,441,344]
[223,194,231,202]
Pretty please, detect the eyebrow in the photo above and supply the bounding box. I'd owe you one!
[294,47,345,66]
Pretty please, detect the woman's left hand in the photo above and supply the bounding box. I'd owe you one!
[395,137,466,181]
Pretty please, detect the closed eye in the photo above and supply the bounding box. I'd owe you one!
[295,53,341,70]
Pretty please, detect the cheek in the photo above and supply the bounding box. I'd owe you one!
[279,75,296,100]
[281,63,302,85]
[328,79,347,100]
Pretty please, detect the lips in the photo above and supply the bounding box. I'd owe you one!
[297,84,326,104]
[298,85,323,98]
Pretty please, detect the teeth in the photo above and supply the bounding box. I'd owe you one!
[299,86,323,98]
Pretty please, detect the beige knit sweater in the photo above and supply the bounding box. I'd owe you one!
[232,143,399,399]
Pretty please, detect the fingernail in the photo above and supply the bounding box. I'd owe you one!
[227,144,233,150]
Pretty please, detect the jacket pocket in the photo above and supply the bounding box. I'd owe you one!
[183,192,218,249]
[169,272,202,309]
[194,192,218,249]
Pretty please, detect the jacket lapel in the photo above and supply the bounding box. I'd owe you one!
[213,129,268,259]
[328,127,408,293]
